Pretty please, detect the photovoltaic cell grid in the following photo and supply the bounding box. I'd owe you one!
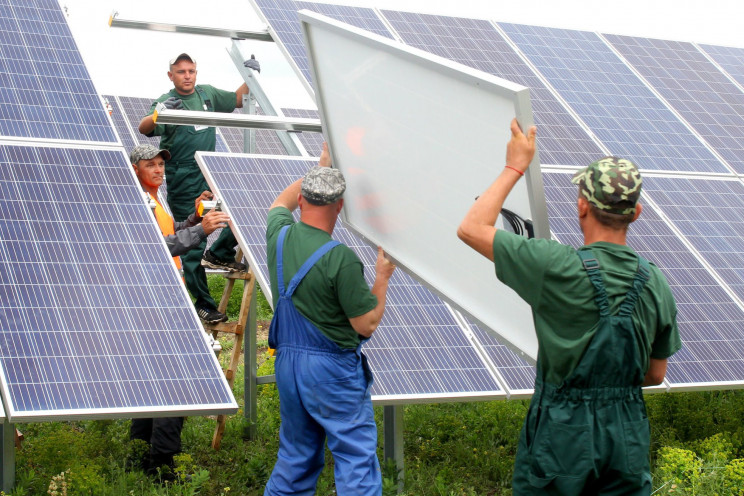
[102,95,137,152]
[197,153,511,399]
[605,35,744,174]
[379,10,603,167]
[498,23,728,173]
[0,0,116,143]
[253,0,394,86]
[542,171,744,386]
[116,96,163,150]
[642,176,744,303]
[700,44,744,89]
[0,145,236,420]
[218,106,289,155]
[281,107,324,155]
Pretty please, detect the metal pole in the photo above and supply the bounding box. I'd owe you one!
[243,287,258,439]
[383,405,404,493]
[1,422,15,492]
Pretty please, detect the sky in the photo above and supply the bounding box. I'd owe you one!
[61,0,744,110]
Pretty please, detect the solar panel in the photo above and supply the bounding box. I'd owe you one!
[379,10,603,167]
[0,0,117,143]
[116,96,162,150]
[218,106,289,155]
[281,107,324,155]
[251,0,394,86]
[542,171,744,388]
[102,95,137,152]
[498,23,728,173]
[196,152,519,401]
[699,44,744,89]
[0,144,237,421]
[605,35,744,174]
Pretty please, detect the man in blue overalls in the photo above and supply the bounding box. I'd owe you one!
[264,144,396,495]
[138,52,260,324]
[458,120,681,495]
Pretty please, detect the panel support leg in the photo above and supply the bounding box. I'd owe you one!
[383,405,404,493]
[1,422,15,493]
[243,286,258,440]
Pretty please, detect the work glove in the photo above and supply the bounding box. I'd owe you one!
[162,96,183,110]
[243,54,260,73]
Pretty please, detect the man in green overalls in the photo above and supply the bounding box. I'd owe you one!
[458,119,681,495]
[138,53,260,323]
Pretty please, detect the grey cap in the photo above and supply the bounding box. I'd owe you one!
[301,166,346,205]
[169,53,195,66]
[130,144,171,164]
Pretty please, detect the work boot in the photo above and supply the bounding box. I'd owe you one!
[201,250,247,272]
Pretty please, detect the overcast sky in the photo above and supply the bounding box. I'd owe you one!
[61,0,744,109]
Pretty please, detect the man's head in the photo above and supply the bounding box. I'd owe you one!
[301,166,346,206]
[131,144,171,194]
[572,156,642,228]
[168,53,197,95]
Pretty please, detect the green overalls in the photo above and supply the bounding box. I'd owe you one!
[512,249,653,495]
[160,86,239,310]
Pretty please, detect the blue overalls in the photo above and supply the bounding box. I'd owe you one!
[512,249,652,495]
[264,226,381,496]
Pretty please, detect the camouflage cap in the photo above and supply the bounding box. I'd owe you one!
[130,144,171,165]
[571,156,642,215]
[301,166,346,205]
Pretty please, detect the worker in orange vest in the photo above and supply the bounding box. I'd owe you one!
[128,143,230,480]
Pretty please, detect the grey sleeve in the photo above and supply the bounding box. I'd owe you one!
[173,212,201,232]
[164,224,206,257]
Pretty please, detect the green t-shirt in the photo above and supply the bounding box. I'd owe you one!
[492,230,681,385]
[266,207,378,349]
[146,84,237,215]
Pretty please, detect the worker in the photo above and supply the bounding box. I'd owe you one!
[138,52,261,324]
[263,144,396,495]
[129,143,230,480]
[457,119,681,495]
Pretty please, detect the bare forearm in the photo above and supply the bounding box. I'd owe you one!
[270,178,302,211]
[139,114,155,135]
[351,277,391,338]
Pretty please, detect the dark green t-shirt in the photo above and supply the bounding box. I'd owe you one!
[492,230,681,385]
[266,207,377,349]
[147,84,237,164]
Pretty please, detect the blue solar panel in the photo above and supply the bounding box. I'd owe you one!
[642,176,744,303]
[605,35,744,174]
[699,44,744,89]
[498,23,727,173]
[379,10,603,167]
[102,95,137,152]
[0,0,117,143]
[0,145,236,420]
[542,171,744,386]
[116,96,162,150]
[197,153,518,399]
[253,0,394,85]
[281,107,324,155]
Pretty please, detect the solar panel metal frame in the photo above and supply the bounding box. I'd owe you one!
[299,9,549,361]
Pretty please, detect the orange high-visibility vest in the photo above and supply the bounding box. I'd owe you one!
[149,193,182,270]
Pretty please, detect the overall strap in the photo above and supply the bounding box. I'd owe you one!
[275,225,341,298]
[617,256,651,317]
[195,85,213,112]
[578,249,609,317]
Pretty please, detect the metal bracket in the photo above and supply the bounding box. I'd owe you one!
[108,11,273,41]
[153,104,322,133]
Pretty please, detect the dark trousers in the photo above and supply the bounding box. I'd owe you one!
[181,228,238,309]
[130,417,185,473]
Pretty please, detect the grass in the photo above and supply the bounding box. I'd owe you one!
[8,275,744,495]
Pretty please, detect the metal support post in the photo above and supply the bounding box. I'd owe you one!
[1,422,15,493]
[243,287,258,439]
[244,94,257,153]
[383,405,404,493]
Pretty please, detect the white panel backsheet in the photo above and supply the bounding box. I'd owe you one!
[299,10,548,360]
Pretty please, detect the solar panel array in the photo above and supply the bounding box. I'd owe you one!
[0,0,237,421]
[197,153,524,400]
[247,0,744,393]
[0,0,116,143]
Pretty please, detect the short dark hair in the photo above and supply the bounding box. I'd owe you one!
[587,201,635,230]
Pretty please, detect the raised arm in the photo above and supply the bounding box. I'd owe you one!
[457,118,536,261]
[349,247,396,337]
[269,142,331,211]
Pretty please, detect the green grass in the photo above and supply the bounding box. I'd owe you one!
[8,275,744,495]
